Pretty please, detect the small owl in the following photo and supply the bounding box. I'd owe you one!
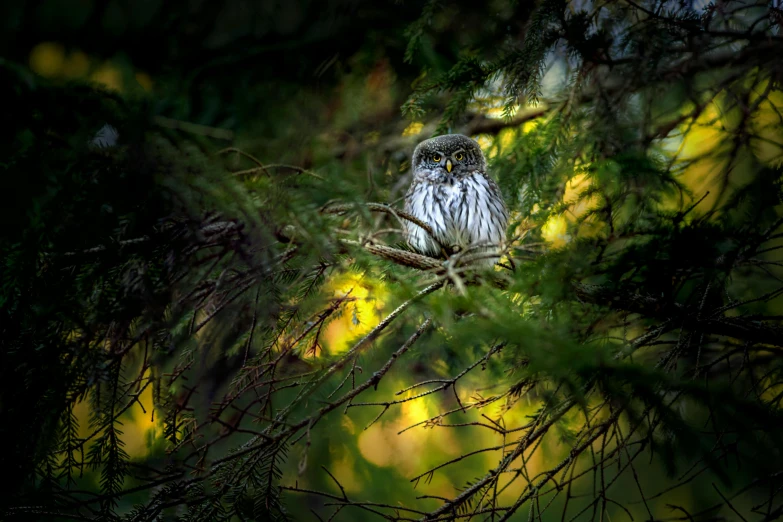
[404,134,509,267]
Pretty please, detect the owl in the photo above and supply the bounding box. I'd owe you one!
[404,134,509,267]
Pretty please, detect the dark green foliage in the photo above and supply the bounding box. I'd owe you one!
[2,0,783,521]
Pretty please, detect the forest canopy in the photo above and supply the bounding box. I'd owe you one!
[2,0,783,521]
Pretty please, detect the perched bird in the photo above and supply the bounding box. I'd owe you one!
[404,134,509,267]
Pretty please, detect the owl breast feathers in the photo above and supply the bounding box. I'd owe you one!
[404,134,509,267]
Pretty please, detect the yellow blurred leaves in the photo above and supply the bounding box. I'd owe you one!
[358,424,394,467]
[474,134,494,152]
[358,395,459,474]
[403,121,424,137]
[329,448,363,493]
[322,273,387,354]
[672,100,735,208]
[665,79,783,209]
[28,41,153,93]
[536,75,783,245]
[676,102,729,162]
[540,169,602,248]
[135,72,154,92]
[482,106,515,120]
[541,214,569,248]
[359,423,396,467]
[71,368,163,468]
[90,63,123,92]
[122,371,163,458]
[475,127,527,161]
[562,173,593,210]
[30,42,101,83]
[29,42,66,78]
[496,128,517,155]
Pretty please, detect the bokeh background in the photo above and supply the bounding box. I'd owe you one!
[3,0,783,521]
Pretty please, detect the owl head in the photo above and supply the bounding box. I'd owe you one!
[411,134,486,181]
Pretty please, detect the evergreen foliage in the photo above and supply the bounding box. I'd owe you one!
[2,1,783,520]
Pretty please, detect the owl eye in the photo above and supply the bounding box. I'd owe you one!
[432,154,441,162]
[455,152,465,161]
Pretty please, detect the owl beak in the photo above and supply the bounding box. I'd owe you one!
[445,159,453,173]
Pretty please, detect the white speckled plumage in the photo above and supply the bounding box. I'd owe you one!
[404,134,508,267]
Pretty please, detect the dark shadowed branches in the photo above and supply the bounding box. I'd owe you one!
[2,0,783,521]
